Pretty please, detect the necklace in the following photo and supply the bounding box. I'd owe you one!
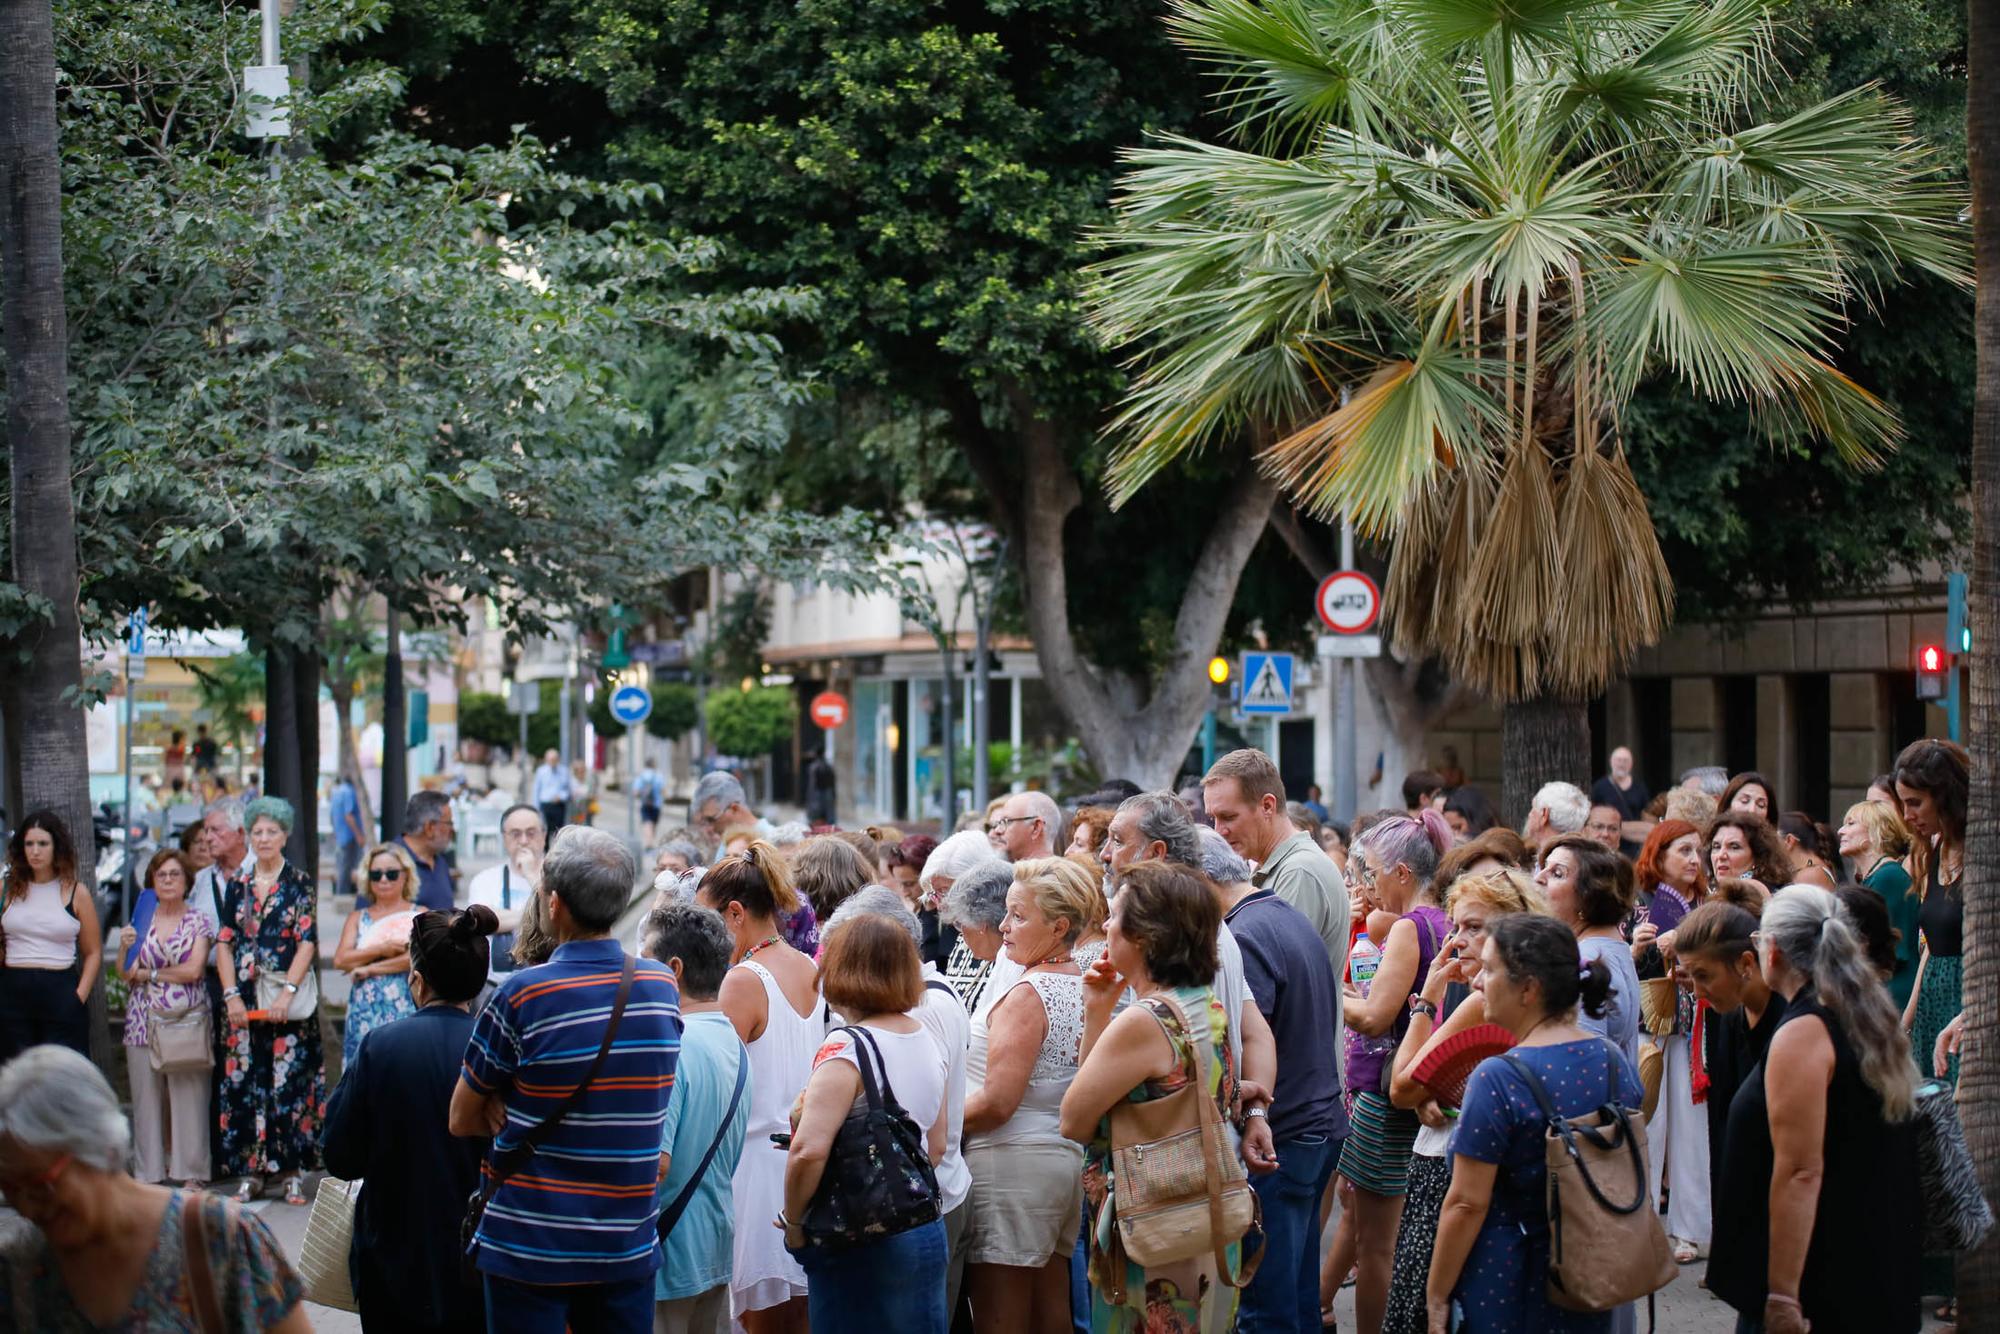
[740,934,783,965]
[1019,945,1077,971]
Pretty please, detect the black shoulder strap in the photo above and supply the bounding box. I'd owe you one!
[924,978,955,997]
[1502,1051,1562,1126]
[478,955,636,1200]
[658,1042,749,1238]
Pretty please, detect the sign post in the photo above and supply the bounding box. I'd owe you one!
[608,685,652,849]
[1316,562,1379,822]
[121,608,146,923]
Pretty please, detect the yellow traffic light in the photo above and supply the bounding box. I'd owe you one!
[1208,656,1231,685]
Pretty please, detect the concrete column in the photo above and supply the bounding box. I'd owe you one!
[1602,678,1638,766]
[1757,674,1798,804]
[1670,677,1722,777]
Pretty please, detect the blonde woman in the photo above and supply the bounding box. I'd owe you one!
[962,856,1101,1333]
[1837,799,1918,1010]
[333,841,420,1068]
[1380,869,1545,1334]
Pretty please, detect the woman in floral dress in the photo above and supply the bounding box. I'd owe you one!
[332,841,420,1067]
[1062,862,1243,1334]
[214,797,325,1205]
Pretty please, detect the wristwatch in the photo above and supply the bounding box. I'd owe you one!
[283,981,299,994]
[1407,994,1438,1020]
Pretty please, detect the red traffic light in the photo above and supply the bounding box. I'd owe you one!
[1921,644,1944,673]
[1916,643,1948,700]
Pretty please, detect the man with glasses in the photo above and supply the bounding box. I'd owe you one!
[466,805,546,997]
[398,790,458,912]
[986,790,1060,862]
[689,770,770,848]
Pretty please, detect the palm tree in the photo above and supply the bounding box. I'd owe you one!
[1091,0,1967,820]
[1961,0,1998,1318]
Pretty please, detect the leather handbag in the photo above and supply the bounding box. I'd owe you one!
[298,1176,361,1311]
[1106,994,1260,1292]
[148,1006,214,1074]
[254,966,319,1021]
[1504,1047,1676,1313]
[796,1026,941,1252]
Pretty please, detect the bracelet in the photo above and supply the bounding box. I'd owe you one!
[1244,1107,1268,1120]
[283,981,299,993]
[776,1210,793,1229]
[222,987,240,1000]
[1408,994,1439,1020]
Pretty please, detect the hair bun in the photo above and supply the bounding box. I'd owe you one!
[456,903,500,940]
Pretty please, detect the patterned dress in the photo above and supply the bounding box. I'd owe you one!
[216,861,325,1178]
[0,1189,304,1331]
[1083,985,1241,1334]
[121,907,216,1048]
[340,905,417,1068]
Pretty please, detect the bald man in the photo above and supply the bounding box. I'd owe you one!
[988,790,1060,862]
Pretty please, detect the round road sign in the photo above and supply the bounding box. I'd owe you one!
[1315,570,1382,634]
[608,683,652,726]
[810,691,850,730]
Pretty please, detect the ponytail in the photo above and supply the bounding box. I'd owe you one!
[1763,887,1916,1121]
[701,839,800,920]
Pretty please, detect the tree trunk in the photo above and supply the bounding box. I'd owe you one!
[381,605,407,841]
[994,382,1277,788]
[1500,696,1590,830]
[1959,0,2000,1315]
[264,645,305,863]
[295,646,320,882]
[1,0,109,1071]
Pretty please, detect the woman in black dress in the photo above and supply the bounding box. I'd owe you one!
[1708,886,1920,1334]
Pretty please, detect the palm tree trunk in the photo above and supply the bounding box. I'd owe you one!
[2,0,111,1073]
[1957,0,2000,1316]
[1500,696,1590,831]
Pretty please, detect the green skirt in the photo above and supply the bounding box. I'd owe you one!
[1913,953,1963,1086]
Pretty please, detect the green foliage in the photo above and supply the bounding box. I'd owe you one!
[700,589,773,685]
[457,691,514,746]
[705,686,797,759]
[646,682,700,740]
[587,685,629,740]
[186,653,265,764]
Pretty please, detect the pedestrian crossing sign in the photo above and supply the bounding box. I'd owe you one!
[1239,652,1295,715]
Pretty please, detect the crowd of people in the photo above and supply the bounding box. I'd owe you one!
[0,737,1976,1333]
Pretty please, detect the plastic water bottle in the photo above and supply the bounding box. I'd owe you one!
[1347,931,1398,1063]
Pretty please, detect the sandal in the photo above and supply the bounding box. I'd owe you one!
[282,1176,307,1206]
[1670,1236,1700,1265]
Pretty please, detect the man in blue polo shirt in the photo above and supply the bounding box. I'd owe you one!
[1200,825,1348,1334]
[452,826,682,1334]
[399,789,458,912]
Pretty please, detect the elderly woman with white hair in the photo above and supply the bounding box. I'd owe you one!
[925,832,1007,1010]
[0,1045,310,1330]
[825,886,975,1316]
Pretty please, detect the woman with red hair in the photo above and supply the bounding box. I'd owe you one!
[1629,818,1712,1264]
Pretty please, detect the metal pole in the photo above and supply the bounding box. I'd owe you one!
[1334,519,1358,824]
[972,602,992,812]
[939,647,957,824]
[627,716,638,848]
[1201,707,1217,774]
[120,641,134,926]
[517,695,529,801]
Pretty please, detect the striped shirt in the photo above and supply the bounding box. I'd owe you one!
[461,937,682,1285]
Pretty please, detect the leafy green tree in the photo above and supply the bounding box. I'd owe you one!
[705,687,798,760]
[587,686,629,741]
[458,692,515,747]
[646,682,700,741]
[1092,0,1967,817]
[186,653,265,783]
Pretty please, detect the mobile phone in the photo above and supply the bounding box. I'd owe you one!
[769,1132,792,1149]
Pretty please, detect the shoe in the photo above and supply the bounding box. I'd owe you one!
[233,1179,258,1204]
[1670,1236,1700,1265]
[282,1176,307,1206]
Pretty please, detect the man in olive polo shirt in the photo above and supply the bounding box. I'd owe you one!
[1202,748,1351,995]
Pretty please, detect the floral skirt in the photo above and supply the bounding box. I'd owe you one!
[217,1017,324,1178]
[1382,1153,1452,1334]
[1913,954,1963,1086]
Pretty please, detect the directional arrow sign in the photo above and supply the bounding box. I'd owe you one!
[608,683,652,726]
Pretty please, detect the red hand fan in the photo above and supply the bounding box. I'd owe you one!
[1409,1023,1516,1108]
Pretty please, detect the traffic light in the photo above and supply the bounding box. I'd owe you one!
[1207,656,1230,685]
[1916,643,1948,700]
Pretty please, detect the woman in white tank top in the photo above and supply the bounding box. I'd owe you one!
[702,841,819,1334]
[960,857,1103,1334]
[0,813,103,1063]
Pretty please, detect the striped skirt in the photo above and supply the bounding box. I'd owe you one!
[1333,1091,1420,1197]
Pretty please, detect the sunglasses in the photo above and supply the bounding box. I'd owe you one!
[368,869,406,881]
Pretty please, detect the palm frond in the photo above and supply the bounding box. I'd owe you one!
[1388,0,1610,60]
[1548,444,1674,696]
[1165,0,1392,152]
[1758,356,1901,469]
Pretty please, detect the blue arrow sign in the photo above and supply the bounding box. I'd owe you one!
[608,683,652,726]
[127,607,148,657]
[1239,652,1295,715]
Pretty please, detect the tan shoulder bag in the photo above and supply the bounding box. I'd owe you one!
[1105,993,1260,1300]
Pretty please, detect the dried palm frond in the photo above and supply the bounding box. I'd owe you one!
[1383,470,1452,654]
[1462,437,1563,660]
[1548,441,1674,696]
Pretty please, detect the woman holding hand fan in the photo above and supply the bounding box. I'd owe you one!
[1378,870,1546,1334]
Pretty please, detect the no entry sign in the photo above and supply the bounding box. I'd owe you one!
[810,691,850,730]
[1315,570,1382,634]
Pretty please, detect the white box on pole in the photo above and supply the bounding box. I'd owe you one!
[1317,634,1382,659]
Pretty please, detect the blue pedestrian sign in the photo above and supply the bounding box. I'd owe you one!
[1239,652,1295,715]
[608,683,652,726]
[127,608,148,657]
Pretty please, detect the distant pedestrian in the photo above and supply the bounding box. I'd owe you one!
[465,804,545,997]
[642,903,752,1334]
[802,748,837,826]
[323,905,498,1334]
[453,827,682,1334]
[533,749,574,832]
[636,762,667,845]
[329,770,366,899]
[191,722,221,775]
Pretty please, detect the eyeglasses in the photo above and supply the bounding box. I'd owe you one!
[0,1153,70,1212]
[368,869,406,881]
[1344,861,1376,888]
[990,816,1039,831]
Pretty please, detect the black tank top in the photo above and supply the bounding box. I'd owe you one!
[1920,858,1963,957]
[1707,988,1921,1331]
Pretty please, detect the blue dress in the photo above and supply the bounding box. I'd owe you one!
[1448,1038,1645,1333]
[342,906,417,1069]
